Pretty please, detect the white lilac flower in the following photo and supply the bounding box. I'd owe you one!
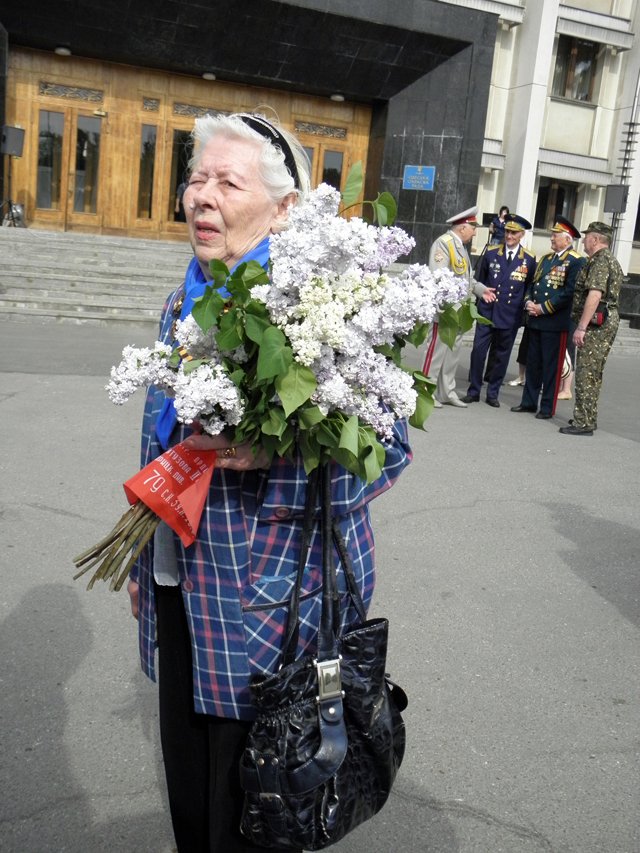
[174,315,218,358]
[107,342,174,404]
[172,363,245,430]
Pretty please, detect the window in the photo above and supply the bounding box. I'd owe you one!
[633,200,640,243]
[552,36,600,103]
[534,178,579,230]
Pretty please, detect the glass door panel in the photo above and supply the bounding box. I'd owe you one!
[169,129,192,223]
[36,110,64,209]
[321,150,344,191]
[137,124,157,220]
[73,115,101,213]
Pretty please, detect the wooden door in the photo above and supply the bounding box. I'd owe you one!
[32,103,105,230]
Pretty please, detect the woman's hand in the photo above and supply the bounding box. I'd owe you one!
[182,430,270,470]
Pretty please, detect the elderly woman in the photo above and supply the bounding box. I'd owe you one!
[127,113,411,852]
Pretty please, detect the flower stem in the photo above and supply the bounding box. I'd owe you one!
[73,502,160,590]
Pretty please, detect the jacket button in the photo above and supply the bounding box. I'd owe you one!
[274,507,290,519]
[183,579,194,592]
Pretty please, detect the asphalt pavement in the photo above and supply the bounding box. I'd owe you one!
[1,318,639,853]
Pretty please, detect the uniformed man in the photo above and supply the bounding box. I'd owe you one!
[511,216,586,419]
[462,213,536,407]
[422,206,496,407]
[559,221,622,436]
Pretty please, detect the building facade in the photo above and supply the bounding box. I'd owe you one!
[2,0,640,293]
[0,0,496,261]
[462,0,640,279]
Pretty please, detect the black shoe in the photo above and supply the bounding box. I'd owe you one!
[462,394,479,403]
[485,398,500,408]
[569,418,597,431]
[535,412,552,420]
[510,405,536,413]
[559,425,594,436]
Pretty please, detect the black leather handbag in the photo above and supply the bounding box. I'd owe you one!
[239,464,407,850]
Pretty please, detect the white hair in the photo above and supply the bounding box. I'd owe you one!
[190,112,311,202]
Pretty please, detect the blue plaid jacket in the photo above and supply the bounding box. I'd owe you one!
[131,284,412,720]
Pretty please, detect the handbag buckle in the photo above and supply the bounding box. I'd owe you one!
[316,658,343,702]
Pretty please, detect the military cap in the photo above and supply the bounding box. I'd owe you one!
[582,221,612,238]
[550,215,580,239]
[504,214,532,232]
[446,205,478,226]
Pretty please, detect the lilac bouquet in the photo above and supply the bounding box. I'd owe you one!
[107,182,467,484]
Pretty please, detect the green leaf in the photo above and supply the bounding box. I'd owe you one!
[216,327,243,351]
[241,260,270,286]
[298,431,322,475]
[371,192,397,226]
[316,420,339,448]
[298,406,326,429]
[256,326,293,380]
[454,301,476,335]
[332,446,359,476]
[406,321,430,348]
[261,407,288,438]
[192,290,225,333]
[362,444,383,484]
[182,358,204,374]
[244,312,271,345]
[436,305,460,349]
[469,299,492,326]
[275,361,317,417]
[208,259,230,289]
[338,415,359,457]
[341,161,363,207]
[228,367,246,387]
[409,386,434,428]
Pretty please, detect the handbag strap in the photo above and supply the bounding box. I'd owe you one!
[280,462,368,667]
[281,465,321,666]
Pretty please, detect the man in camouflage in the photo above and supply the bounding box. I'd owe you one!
[559,221,622,437]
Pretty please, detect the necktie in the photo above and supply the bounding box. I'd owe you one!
[507,251,513,264]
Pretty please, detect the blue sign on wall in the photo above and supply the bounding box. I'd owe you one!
[402,165,435,191]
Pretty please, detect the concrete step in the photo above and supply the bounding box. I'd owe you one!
[1,228,640,349]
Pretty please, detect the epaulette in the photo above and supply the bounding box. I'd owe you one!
[567,249,582,259]
[541,251,555,261]
[522,247,535,258]
[486,244,500,254]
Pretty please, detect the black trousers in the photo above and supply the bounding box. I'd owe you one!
[155,584,299,853]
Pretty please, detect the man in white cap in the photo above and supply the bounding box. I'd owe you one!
[422,206,496,407]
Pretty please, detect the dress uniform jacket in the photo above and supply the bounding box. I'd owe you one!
[526,248,584,331]
[475,244,537,329]
[423,230,488,402]
[519,246,586,415]
[466,244,536,401]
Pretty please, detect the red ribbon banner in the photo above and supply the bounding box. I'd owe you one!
[123,442,217,547]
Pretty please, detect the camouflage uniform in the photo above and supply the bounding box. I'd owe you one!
[571,247,622,429]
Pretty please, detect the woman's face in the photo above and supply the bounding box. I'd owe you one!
[183,135,292,275]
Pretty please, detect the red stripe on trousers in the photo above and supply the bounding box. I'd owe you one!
[552,330,568,417]
[422,322,439,376]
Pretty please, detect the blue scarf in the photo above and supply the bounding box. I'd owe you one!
[155,237,271,449]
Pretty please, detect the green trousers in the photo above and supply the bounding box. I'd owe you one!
[573,315,619,429]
